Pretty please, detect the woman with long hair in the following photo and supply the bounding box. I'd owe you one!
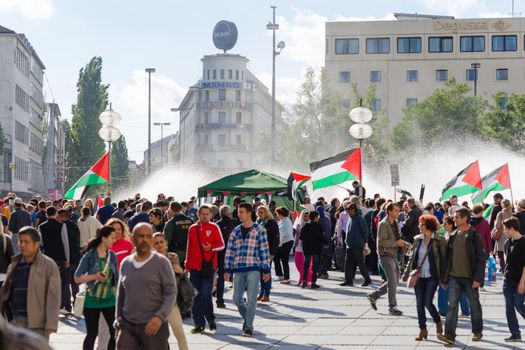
[293,210,313,286]
[106,218,133,269]
[493,199,513,272]
[403,215,446,340]
[274,207,294,284]
[74,226,118,350]
[153,232,188,350]
[256,205,279,301]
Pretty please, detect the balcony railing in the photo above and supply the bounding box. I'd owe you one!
[195,123,252,131]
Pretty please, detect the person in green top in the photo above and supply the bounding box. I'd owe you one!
[74,225,119,350]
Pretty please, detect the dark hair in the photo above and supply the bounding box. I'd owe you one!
[424,202,434,212]
[275,206,289,217]
[308,211,319,221]
[419,214,439,232]
[19,226,40,243]
[46,206,57,217]
[86,225,115,252]
[118,201,126,209]
[170,201,182,211]
[57,209,69,218]
[141,201,153,211]
[81,206,91,217]
[198,204,211,213]
[38,200,47,209]
[386,202,400,213]
[153,232,167,240]
[376,198,386,210]
[238,202,253,213]
[503,217,520,231]
[456,207,471,220]
[493,193,503,200]
[472,204,484,215]
[443,215,456,229]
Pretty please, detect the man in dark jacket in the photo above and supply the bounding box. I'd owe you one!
[300,211,324,289]
[340,204,372,287]
[215,205,236,308]
[438,208,485,346]
[316,205,332,279]
[163,201,194,267]
[489,193,503,229]
[57,209,81,311]
[8,198,31,254]
[400,197,421,243]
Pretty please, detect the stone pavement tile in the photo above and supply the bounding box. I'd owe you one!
[282,334,376,346]
[267,345,319,349]
[294,326,346,335]
[308,318,357,327]
[338,326,387,335]
[220,344,270,350]
[320,346,368,350]
[352,318,394,327]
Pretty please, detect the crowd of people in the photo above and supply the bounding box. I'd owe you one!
[0,187,524,348]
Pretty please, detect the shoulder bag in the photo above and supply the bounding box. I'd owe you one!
[196,226,214,277]
[407,241,430,289]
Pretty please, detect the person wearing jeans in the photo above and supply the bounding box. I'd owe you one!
[501,217,525,342]
[256,206,279,301]
[300,211,324,288]
[274,207,294,284]
[438,208,485,346]
[224,203,271,337]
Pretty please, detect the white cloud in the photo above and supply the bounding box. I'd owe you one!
[256,71,302,108]
[0,0,54,20]
[420,0,511,17]
[109,70,187,162]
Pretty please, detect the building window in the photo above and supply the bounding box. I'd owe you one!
[235,70,239,80]
[406,98,418,107]
[235,90,241,101]
[429,37,453,53]
[218,111,226,123]
[366,38,390,54]
[466,69,477,81]
[218,134,226,145]
[397,37,421,53]
[236,135,242,145]
[499,96,509,110]
[335,38,359,54]
[242,71,244,80]
[203,134,209,144]
[15,121,29,144]
[236,112,242,123]
[340,99,351,109]
[406,70,418,82]
[212,70,217,79]
[203,112,209,124]
[220,69,225,79]
[207,70,210,80]
[204,90,210,102]
[371,98,381,112]
[496,68,508,81]
[339,71,351,83]
[15,85,29,111]
[492,35,517,51]
[370,71,382,83]
[460,36,485,52]
[219,89,226,101]
[436,69,448,81]
[228,69,233,79]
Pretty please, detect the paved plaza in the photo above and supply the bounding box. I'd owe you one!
[50,264,524,350]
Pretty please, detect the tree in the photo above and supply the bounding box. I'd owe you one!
[110,136,130,190]
[391,79,486,151]
[65,57,108,189]
[480,93,525,151]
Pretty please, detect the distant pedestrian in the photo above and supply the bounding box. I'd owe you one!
[8,198,31,254]
[300,211,324,289]
[256,205,279,301]
[215,205,236,308]
[274,207,294,284]
[96,197,114,225]
[78,207,102,250]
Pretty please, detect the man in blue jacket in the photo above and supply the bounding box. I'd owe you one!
[340,204,372,287]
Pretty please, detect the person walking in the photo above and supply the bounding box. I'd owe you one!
[115,223,176,349]
[185,205,225,334]
[163,202,194,268]
[95,197,114,225]
[78,207,102,250]
[317,205,333,279]
[224,203,271,337]
[8,198,31,254]
[0,226,60,341]
[470,205,492,257]
[57,209,81,313]
[367,203,411,316]
[256,205,279,302]
[299,211,324,289]
[274,207,294,284]
[438,208,485,346]
[0,227,14,288]
[107,218,133,269]
[501,217,525,342]
[402,214,446,341]
[153,232,189,350]
[340,204,372,287]
[74,225,119,350]
[293,210,312,287]
[493,199,513,273]
[216,205,236,308]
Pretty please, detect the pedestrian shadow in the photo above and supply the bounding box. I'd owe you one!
[270,302,346,317]
[268,291,318,301]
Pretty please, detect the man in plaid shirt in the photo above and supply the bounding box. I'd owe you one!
[224,202,271,337]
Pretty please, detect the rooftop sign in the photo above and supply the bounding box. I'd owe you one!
[213,21,238,52]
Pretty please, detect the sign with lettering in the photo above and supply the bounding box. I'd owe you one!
[213,20,238,52]
[433,20,488,32]
[201,81,241,89]
[390,164,399,187]
[196,101,247,110]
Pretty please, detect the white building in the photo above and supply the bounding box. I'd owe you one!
[176,53,281,172]
[325,14,525,126]
[0,25,46,197]
[43,102,65,197]
[144,133,178,173]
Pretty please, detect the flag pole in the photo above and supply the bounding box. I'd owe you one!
[509,165,515,210]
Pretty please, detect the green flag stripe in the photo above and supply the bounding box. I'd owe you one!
[312,171,357,190]
[472,182,508,204]
[64,173,107,199]
[439,184,479,201]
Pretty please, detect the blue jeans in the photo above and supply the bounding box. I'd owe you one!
[233,270,260,331]
[216,260,226,304]
[260,261,272,296]
[438,287,470,316]
[303,255,319,284]
[414,277,440,329]
[189,270,215,327]
[503,280,525,338]
[444,276,483,339]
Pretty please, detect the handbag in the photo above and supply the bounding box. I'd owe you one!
[73,290,85,317]
[406,241,430,288]
[177,275,196,315]
[196,226,214,277]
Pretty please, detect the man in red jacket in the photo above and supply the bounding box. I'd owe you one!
[185,205,225,334]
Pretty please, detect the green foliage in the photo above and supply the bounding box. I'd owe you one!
[480,93,525,151]
[110,136,130,190]
[0,121,6,155]
[391,78,486,151]
[65,57,108,189]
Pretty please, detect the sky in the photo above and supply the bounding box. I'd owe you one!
[1,0,521,162]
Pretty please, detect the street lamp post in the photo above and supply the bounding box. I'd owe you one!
[267,6,285,163]
[98,105,122,195]
[349,107,373,203]
[153,122,171,168]
[145,68,156,176]
[471,63,480,97]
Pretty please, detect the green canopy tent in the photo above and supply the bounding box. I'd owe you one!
[197,169,293,211]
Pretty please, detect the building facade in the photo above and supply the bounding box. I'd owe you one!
[43,102,65,198]
[325,14,525,125]
[144,133,178,173]
[177,54,280,172]
[0,25,46,197]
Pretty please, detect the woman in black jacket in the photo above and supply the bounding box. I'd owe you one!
[256,205,279,302]
[300,211,325,289]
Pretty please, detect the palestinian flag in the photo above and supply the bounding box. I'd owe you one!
[472,163,511,204]
[287,172,311,200]
[310,148,361,191]
[439,160,482,201]
[64,153,109,199]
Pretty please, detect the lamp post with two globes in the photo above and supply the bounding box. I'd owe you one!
[98,105,122,195]
[349,106,373,201]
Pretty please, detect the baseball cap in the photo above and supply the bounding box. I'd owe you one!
[14,198,23,205]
